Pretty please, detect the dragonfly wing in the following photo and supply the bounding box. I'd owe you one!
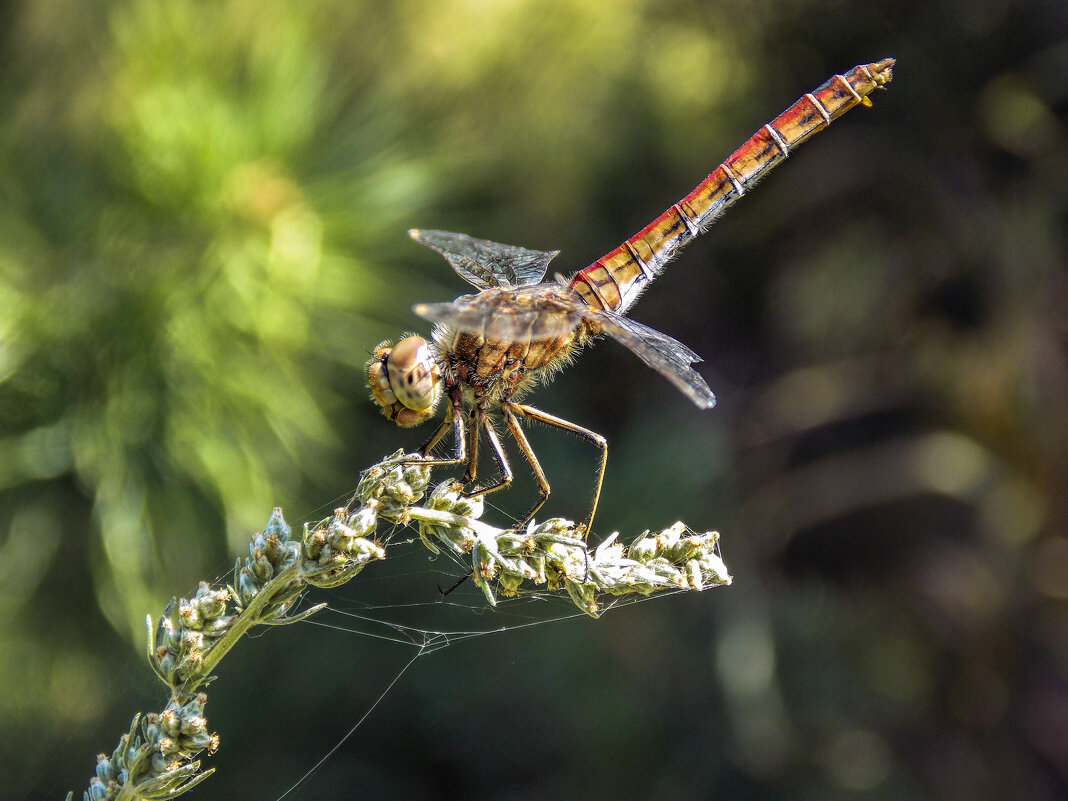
[430,252,503,292]
[593,309,716,408]
[414,288,586,343]
[410,229,559,289]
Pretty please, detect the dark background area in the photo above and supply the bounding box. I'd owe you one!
[2,0,1066,799]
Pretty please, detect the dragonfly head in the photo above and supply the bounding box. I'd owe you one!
[366,335,441,427]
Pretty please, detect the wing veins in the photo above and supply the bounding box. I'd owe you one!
[410,229,559,289]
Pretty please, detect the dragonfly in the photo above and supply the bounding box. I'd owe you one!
[367,59,894,536]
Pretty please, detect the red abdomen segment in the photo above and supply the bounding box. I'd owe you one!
[570,59,895,314]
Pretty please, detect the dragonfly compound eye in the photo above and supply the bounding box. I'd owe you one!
[365,336,441,427]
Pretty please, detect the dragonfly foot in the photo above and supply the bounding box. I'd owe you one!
[438,571,472,596]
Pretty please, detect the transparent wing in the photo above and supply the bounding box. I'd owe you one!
[416,287,715,407]
[414,286,588,344]
[409,229,560,290]
[592,309,716,409]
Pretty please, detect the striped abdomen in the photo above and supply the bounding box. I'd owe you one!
[570,59,895,314]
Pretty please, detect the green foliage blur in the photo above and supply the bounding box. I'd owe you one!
[2,0,1066,799]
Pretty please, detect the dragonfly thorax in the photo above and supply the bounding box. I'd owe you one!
[366,335,442,427]
[427,286,599,405]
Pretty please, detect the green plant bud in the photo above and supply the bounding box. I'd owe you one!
[530,518,576,538]
[347,506,378,538]
[94,754,111,783]
[178,694,206,720]
[386,480,415,503]
[528,554,547,582]
[180,729,213,753]
[475,543,496,578]
[149,750,169,774]
[591,532,620,557]
[192,585,229,619]
[200,615,235,637]
[513,558,539,580]
[325,518,355,548]
[402,461,432,491]
[450,492,484,518]
[263,508,291,541]
[236,570,260,605]
[471,570,498,605]
[180,628,204,651]
[179,715,206,737]
[160,709,179,737]
[155,653,175,680]
[685,559,703,590]
[656,522,684,548]
[356,538,386,561]
[249,547,274,581]
[628,535,658,561]
[694,556,728,587]
[565,579,599,616]
[179,602,203,630]
[426,480,463,510]
[156,611,179,650]
[262,532,292,566]
[173,653,204,683]
[498,571,524,595]
[142,713,161,742]
[545,542,584,578]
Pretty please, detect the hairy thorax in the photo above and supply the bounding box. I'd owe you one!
[429,286,601,404]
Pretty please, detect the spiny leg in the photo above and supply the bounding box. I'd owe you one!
[416,407,456,459]
[462,406,514,499]
[442,407,514,597]
[504,401,608,538]
[410,389,466,467]
[462,407,480,484]
[438,572,471,596]
[439,411,510,594]
[501,405,551,530]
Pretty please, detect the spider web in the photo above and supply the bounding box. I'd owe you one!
[267,501,700,800]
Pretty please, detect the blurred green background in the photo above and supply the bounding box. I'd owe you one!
[2,0,1066,798]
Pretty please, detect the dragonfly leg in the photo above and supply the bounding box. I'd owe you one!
[462,409,479,484]
[462,407,514,499]
[500,405,550,529]
[410,389,466,467]
[504,402,608,538]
